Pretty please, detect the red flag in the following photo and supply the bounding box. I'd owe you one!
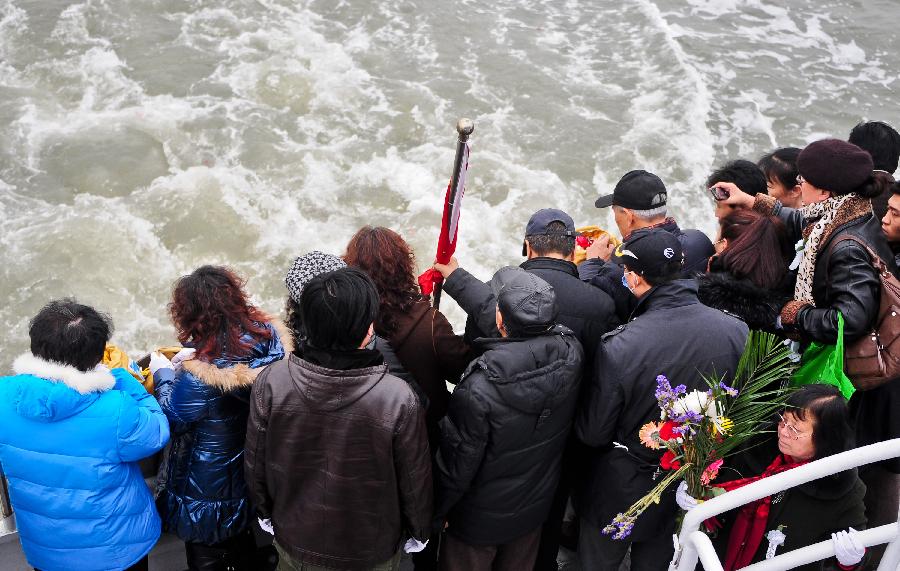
[419,143,469,295]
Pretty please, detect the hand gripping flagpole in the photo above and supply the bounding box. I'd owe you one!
[432,118,474,309]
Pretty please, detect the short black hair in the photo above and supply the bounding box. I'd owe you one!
[527,221,576,257]
[892,181,900,197]
[29,299,113,372]
[758,147,801,192]
[706,159,768,196]
[623,261,682,287]
[849,120,900,173]
[300,267,379,351]
[786,384,852,461]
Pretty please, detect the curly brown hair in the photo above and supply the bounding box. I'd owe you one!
[168,265,271,360]
[344,226,426,337]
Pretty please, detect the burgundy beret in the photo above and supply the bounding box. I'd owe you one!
[797,138,873,195]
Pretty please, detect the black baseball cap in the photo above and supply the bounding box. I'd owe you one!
[595,170,668,210]
[490,266,557,335]
[615,228,683,278]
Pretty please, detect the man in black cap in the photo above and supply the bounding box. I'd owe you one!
[849,120,900,220]
[434,267,583,571]
[583,170,715,320]
[575,229,747,571]
[434,207,618,354]
[433,208,618,569]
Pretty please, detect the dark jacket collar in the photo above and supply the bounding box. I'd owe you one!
[624,217,683,241]
[630,278,700,320]
[296,342,384,371]
[520,257,578,277]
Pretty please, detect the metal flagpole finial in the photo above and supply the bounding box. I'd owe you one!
[456,118,474,141]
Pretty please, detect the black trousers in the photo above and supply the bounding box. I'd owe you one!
[578,517,673,571]
[440,528,542,571]
[185,529,277,571]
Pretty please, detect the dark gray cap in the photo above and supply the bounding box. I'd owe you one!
[490,266,557,335]
[524,208,578,237]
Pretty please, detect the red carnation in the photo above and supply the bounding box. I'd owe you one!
[660,450,682,470]
[659,421,680,441]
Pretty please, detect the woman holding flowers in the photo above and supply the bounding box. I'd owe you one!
[678,384,868,571]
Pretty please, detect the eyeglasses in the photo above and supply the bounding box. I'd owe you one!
[777,413,810,440]
[796,175,806,185]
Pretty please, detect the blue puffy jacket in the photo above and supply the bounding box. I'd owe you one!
[155,322,287,545]
[0,354,170,571]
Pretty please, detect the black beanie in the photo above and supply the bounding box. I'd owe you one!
[797,139,874,195]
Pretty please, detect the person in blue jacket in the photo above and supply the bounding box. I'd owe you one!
[152,265,288,571]
[0,299,170,571]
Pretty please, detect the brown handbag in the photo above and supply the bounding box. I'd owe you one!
[834,235,900,390]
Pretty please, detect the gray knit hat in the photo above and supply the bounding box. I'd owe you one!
[285,251,347,303]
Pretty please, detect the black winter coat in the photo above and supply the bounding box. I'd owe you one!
[579,218,715,322]
[443,258,618,364]
[435,325,584,545]
[769,201,896,344]
[696,271,790,332]
[712,438,868,571]
[575,280,748,538]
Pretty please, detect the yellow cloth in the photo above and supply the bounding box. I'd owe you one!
[102,344,183,393]
[574,225,621,265]
[103,344,150,391]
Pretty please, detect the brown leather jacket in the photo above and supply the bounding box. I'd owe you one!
[244,353,433,569]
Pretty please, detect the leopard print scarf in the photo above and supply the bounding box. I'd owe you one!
[794,193,871,302]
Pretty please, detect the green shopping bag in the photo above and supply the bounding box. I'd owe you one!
[792,313,856,399]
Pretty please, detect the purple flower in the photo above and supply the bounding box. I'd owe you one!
[602,513,637,540]
[673,424,695,436]
[719,382,739,397]
[672,410,704,425]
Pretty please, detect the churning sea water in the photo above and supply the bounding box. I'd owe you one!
[0,0,898,367]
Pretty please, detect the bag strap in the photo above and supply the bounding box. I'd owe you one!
[826,234,891,277]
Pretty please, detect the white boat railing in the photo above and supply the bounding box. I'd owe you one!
[671,438,900,571]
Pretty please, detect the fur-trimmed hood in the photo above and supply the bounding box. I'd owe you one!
[696,272,790,332]
[177,318,291,392]
[180,358,261,391]
[13,353,115,393]
[8,353,116,421]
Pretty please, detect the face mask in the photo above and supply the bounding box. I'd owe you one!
[621,271,637,296]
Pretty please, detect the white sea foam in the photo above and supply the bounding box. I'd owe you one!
[1,0,899,368]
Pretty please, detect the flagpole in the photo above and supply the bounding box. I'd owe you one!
[433,118,474,309]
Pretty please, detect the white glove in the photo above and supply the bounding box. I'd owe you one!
[403,538,428,553]
[148,351,174,375]
[832,528,865,567]
[676,481,699,511]
[258,517,274,535]
[171,347,196,368]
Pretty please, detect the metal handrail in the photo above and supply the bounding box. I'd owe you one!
[671,438,900,571]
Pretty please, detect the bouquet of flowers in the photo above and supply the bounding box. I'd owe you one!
[603,331,797,540]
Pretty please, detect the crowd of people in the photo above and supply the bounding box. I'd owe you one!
[0,120,899,571]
